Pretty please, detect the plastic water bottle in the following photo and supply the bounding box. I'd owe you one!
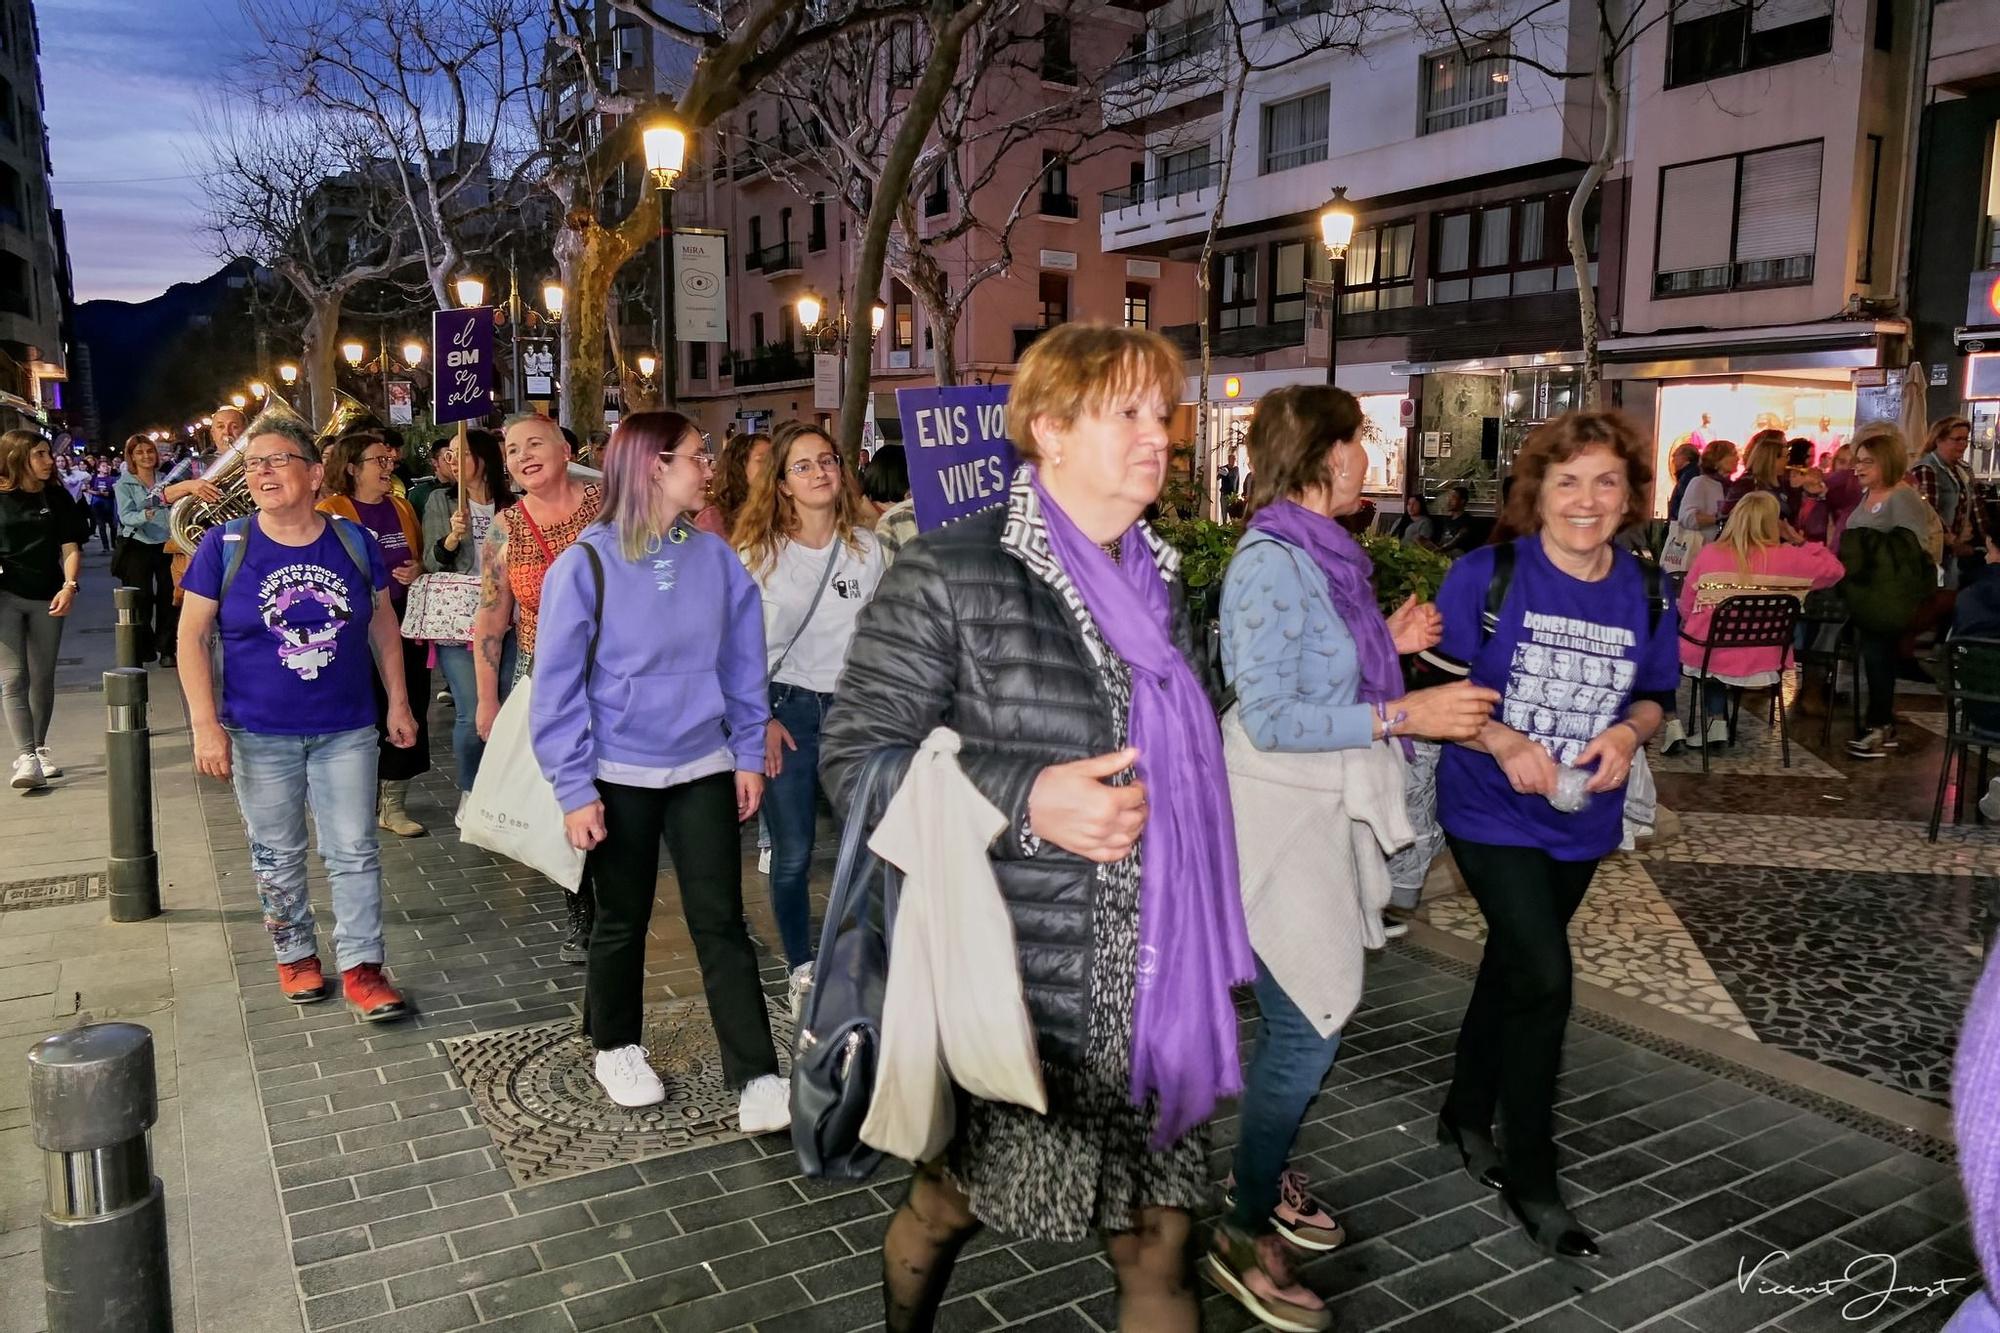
[1548,764,1593,814]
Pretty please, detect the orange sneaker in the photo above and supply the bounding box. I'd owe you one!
[277,956,330,1004]
[341,963,409,1022]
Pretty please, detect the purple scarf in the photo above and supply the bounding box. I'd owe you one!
[1248,499,1403,707]
[1030,472,1253,1149]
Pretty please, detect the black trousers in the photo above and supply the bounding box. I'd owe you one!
[373,633,431,781]
[1857,628,1899,730]
[583,774,779,1088]
[115,540,177,662]
[1441,836,1598,1205]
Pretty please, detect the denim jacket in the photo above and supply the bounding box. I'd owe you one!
[1219,530,1376,754]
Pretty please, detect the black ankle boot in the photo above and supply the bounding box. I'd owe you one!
[1436,1112,1509,1192]
[1504,1193,1600,1259]
[559,889,593,965]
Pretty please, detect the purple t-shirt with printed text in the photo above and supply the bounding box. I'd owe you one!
[350,496,413,610]
[1434,537,1679,861]
[183,519,390,735]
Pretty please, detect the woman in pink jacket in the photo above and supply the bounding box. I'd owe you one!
[1664,492,1844,753]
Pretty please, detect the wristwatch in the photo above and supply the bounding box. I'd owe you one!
[62,580,78,590]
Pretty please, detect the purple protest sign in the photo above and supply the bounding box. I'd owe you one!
[432,307,494,425]
[896,385,1016,533]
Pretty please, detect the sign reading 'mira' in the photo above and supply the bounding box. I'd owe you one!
[896,384,1017,533]
[433,307,495,425]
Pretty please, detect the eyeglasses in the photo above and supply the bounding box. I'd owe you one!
[244,453,309,473]
[662,450,715,469]
[787,453,842,478]
[359,453,398,469]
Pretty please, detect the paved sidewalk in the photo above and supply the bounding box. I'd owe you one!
[0,552,301,1333]
[0,565,1987,1332]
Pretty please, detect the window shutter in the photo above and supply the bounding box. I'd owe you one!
[1734,141,1822,262]
[1655,158,1738,273]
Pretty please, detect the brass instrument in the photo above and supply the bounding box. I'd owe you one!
[167,391,373,553]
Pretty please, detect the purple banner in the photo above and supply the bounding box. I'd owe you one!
[432,307,494,424]
[896,385,1016,533]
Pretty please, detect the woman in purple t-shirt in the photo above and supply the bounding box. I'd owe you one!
[1430,412,1680,1261]
[319,431,432,837]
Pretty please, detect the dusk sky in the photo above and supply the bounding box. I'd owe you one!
[42,0,256,305]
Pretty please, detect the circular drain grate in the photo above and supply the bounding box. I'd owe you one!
[446,995,794,1185]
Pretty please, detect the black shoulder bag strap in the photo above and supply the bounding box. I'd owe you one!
[580,541,606,685]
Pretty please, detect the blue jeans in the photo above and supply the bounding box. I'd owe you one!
[766,683,829,970]
[1228,956,1344,1234]
[435,635,515,791]
[229,727,385,971]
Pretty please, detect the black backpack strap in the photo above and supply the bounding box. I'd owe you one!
[1641,558,1666,636]
[1480,540,1515,645]
[580,541,605,683]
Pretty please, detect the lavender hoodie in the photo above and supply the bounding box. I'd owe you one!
[530,522,769,813]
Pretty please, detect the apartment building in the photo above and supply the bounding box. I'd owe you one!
[1101,0,1920,514]
[1608,0,1914,498]
[1,1,70,425]
[668,5,1199,445]
[1908,0,2000,471]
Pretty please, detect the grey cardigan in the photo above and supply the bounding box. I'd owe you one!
[421,486,476,574]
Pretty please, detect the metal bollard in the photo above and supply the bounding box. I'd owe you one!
[113,586,145,670]
[105,669,160,922]
[29,1023,173,1332]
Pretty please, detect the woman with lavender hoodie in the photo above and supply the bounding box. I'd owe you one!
[530,411,790,1135]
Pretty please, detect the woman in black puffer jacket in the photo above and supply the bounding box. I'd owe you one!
[820,325,1249,1333]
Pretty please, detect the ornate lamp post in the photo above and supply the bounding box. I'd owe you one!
[642,122,687,407]
[1317,187,1356,388]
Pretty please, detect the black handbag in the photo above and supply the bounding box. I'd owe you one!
[790,747,905,1180]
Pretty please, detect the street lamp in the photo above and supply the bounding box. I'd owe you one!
[278,363,299,387]
[543,283,564,320]
[1317,186,1356,388]
[636,351,659,381]
[229,392,248,410]
[642,119,687,408]
[401,340,425,369]
[249,380,267,401]
[455,274,486,309]
[797,293,824,332]
[795,294,887,415]
[340,341,366,368]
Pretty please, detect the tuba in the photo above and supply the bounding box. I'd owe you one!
[168,391,375,553]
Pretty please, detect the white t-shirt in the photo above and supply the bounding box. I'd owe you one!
[752,529,885,692]
[468,499,495,574]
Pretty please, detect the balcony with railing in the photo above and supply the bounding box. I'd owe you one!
[1100,161,1222,253]
[730,344,810,386]
[1103,21,1224,125]
[752,242,803,276]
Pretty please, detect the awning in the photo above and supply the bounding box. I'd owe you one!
[1599,320,1904,381]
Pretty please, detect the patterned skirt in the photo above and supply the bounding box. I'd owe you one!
[943,855,1210,1241]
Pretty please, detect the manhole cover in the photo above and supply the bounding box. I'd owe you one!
[444,996,794,1186]
[0,873,108,911]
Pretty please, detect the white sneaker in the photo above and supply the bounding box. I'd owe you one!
[33,747,59,778]
[788,961,814,1022]
[592,1044,665,1108]
[1659,719,1689,755]
[10,753,43,790]
[1380,915,1409,941]
[1705,717,1731,747]
[1981,780,2000,823]
[757,846,772,875]
[738,1073,791,1135]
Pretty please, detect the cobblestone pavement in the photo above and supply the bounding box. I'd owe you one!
[191,718,1984,1333]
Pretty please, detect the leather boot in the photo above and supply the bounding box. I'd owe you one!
[559,888,593,965]
[377,780,426,838]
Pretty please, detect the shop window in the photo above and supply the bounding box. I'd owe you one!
[1123,282,1152,329]
[1340,220,1415,314]
[1432,192,1595,304]
[1038,272,1070,328]
[689,341,708,381]
[1261,88,1329,175]
[1215,249,1258,330]
[890,280,915,352]
[1668,0,1833,89]
[1420,41,1508,136]
[1985,130,2000,268]
[1654,140,1822,297]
